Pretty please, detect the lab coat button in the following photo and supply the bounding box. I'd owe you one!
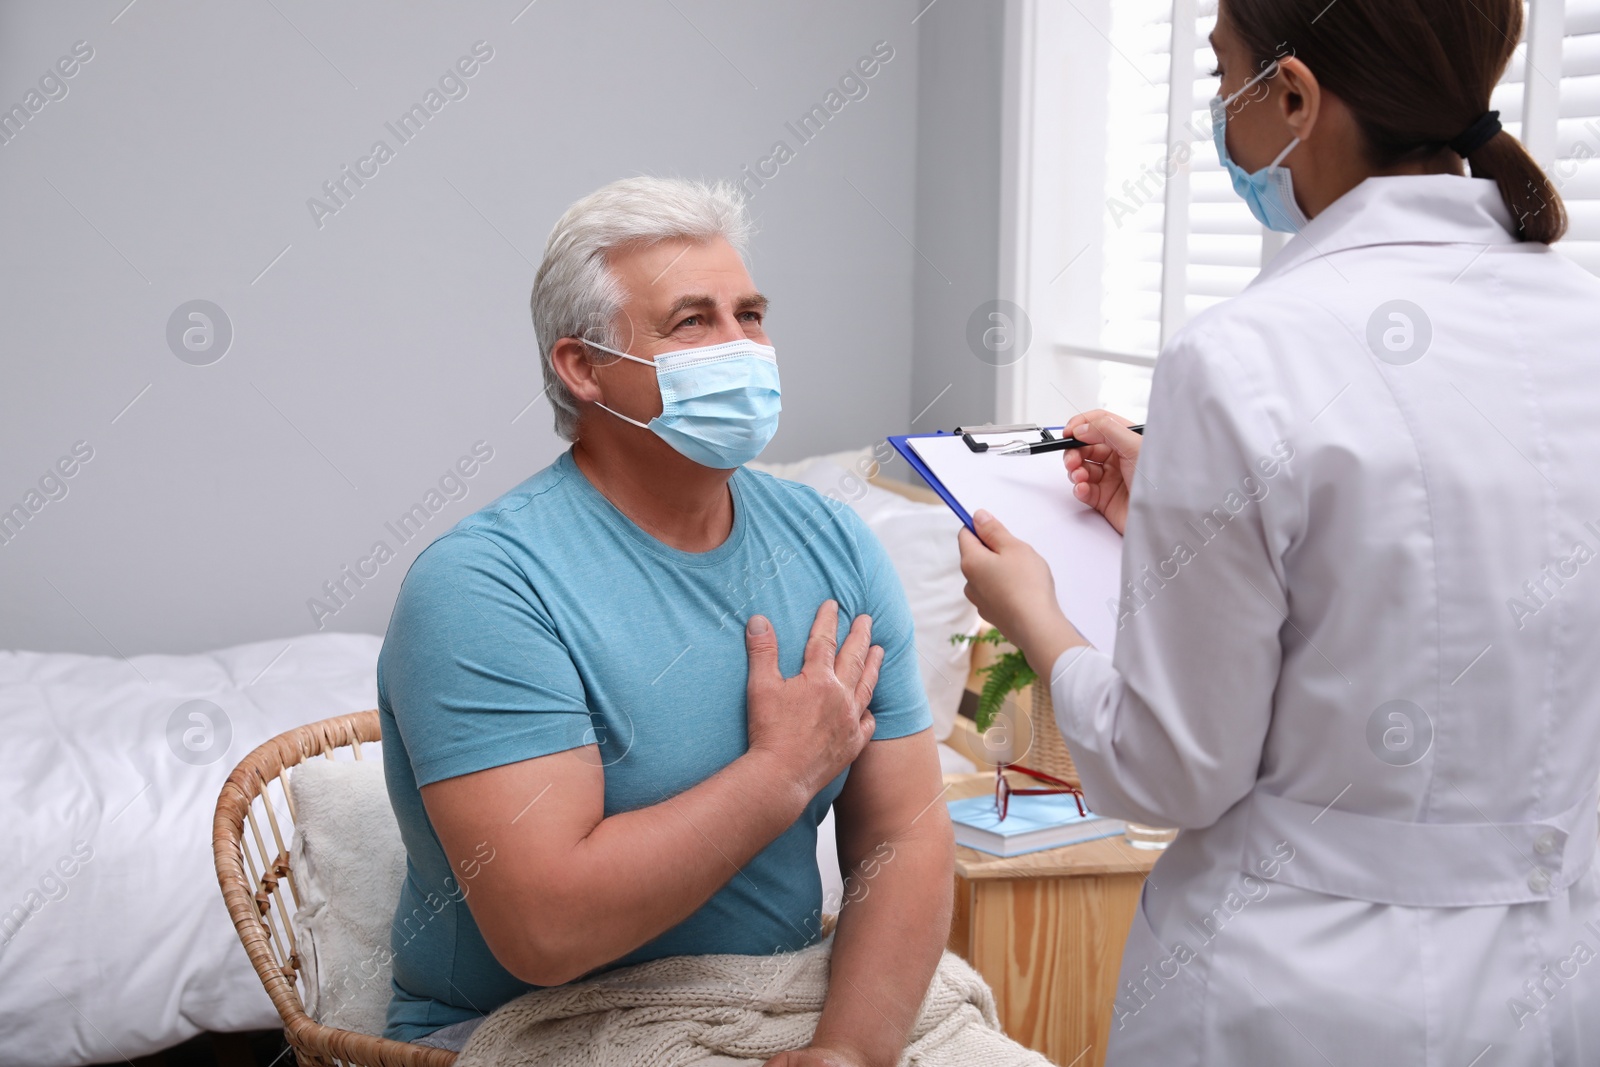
[1534,831,1558,855]
[1529,868,1553,894]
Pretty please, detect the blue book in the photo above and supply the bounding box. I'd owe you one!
[947,794,1125,858]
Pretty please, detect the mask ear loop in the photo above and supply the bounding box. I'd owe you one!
[1269,136,1301,169]
[593,400,653,429]
[581,337,656,368]
[577,336,659,429]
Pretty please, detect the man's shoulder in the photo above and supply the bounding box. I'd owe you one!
[737,467,875,565]
[391,459,581,607]
[453,455,577,537]
[738,466,861,528]
[378,466,575,687]
[417,456,578,558]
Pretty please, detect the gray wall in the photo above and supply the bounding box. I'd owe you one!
[907,0,1004,438]
[0,0,1004,656]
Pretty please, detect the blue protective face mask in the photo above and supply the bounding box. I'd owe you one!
[585,337,782,469]
[1210,73,1309,234]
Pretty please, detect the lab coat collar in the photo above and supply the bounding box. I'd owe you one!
[1255,174,1519,285]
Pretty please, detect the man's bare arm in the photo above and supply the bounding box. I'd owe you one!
[420,602,881,987]
[792,728,955,1067]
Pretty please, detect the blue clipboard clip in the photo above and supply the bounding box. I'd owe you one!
[886,424,1061,533]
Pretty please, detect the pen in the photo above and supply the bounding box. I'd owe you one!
[994,425,1145,456]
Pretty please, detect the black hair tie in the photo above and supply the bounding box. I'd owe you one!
[1449,111,1502,157]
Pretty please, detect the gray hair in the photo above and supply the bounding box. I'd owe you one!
[531,176,753,440]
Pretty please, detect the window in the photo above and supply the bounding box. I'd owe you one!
[1000,0,1600,428]
[1541,0,1600,274]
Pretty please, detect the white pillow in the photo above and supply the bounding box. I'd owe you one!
[747,446,879,482]
[288,757,407,1037]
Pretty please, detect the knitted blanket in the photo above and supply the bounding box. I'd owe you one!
[453,936,1051,1067]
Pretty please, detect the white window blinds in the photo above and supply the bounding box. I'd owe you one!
[1098,0,1173,358]
[1552,0,1600,274]
[1099,0,1261,364]
[1092,0,1600,374]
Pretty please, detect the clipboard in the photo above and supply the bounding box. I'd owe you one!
[889,424,1125,653]
[889,425,1063,532]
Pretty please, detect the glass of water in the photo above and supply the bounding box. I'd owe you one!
[1124,822,1178,850]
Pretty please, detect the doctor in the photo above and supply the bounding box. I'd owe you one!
[960,0,1600,1063]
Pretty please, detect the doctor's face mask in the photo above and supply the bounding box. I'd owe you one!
[1210,61,1310,234]
[583,336,782,470]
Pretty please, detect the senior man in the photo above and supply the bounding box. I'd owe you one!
[376,176,954,1063]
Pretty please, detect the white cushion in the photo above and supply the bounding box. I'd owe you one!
[288,757,407,1037]
[938,742,977,775]
[746,447,880,482]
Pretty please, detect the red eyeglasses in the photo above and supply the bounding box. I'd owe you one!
[995,762,1086,822]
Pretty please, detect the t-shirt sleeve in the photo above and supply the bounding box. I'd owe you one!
[837,504,934,742]
[378,530,594,787]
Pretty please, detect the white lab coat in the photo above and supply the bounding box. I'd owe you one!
[1051,175,1600,1066]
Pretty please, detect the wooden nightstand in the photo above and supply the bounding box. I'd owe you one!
[943,772,1160,1067]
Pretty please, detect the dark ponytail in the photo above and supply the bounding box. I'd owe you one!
[1465,126,1566,243]
[1222,0,1567,244]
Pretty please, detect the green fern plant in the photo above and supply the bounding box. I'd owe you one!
[950,630,1036,733]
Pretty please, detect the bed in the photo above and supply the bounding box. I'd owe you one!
[0,450,981,1064]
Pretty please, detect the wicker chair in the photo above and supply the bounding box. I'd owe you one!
[212,710,456,1067]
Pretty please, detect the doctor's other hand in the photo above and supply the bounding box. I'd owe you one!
[1063,409,1142,536]
[958,511,1083,675]
[745,602,881,797]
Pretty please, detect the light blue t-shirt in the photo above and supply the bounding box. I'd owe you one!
[376,450,932,1042]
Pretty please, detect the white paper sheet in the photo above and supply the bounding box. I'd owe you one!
[909,432,1125,653]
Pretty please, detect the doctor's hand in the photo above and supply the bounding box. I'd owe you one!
[1063,409,1142,536]
[745,601,881,798]
[959,511,1086,676]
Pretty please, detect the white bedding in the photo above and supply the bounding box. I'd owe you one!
[0,632,384,1065]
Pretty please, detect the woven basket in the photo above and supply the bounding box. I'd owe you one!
[212,710,457,1067]
[1024,683,1080,786]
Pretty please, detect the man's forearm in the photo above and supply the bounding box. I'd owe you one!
[529,747,812,984]
[810,819,955,1067]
